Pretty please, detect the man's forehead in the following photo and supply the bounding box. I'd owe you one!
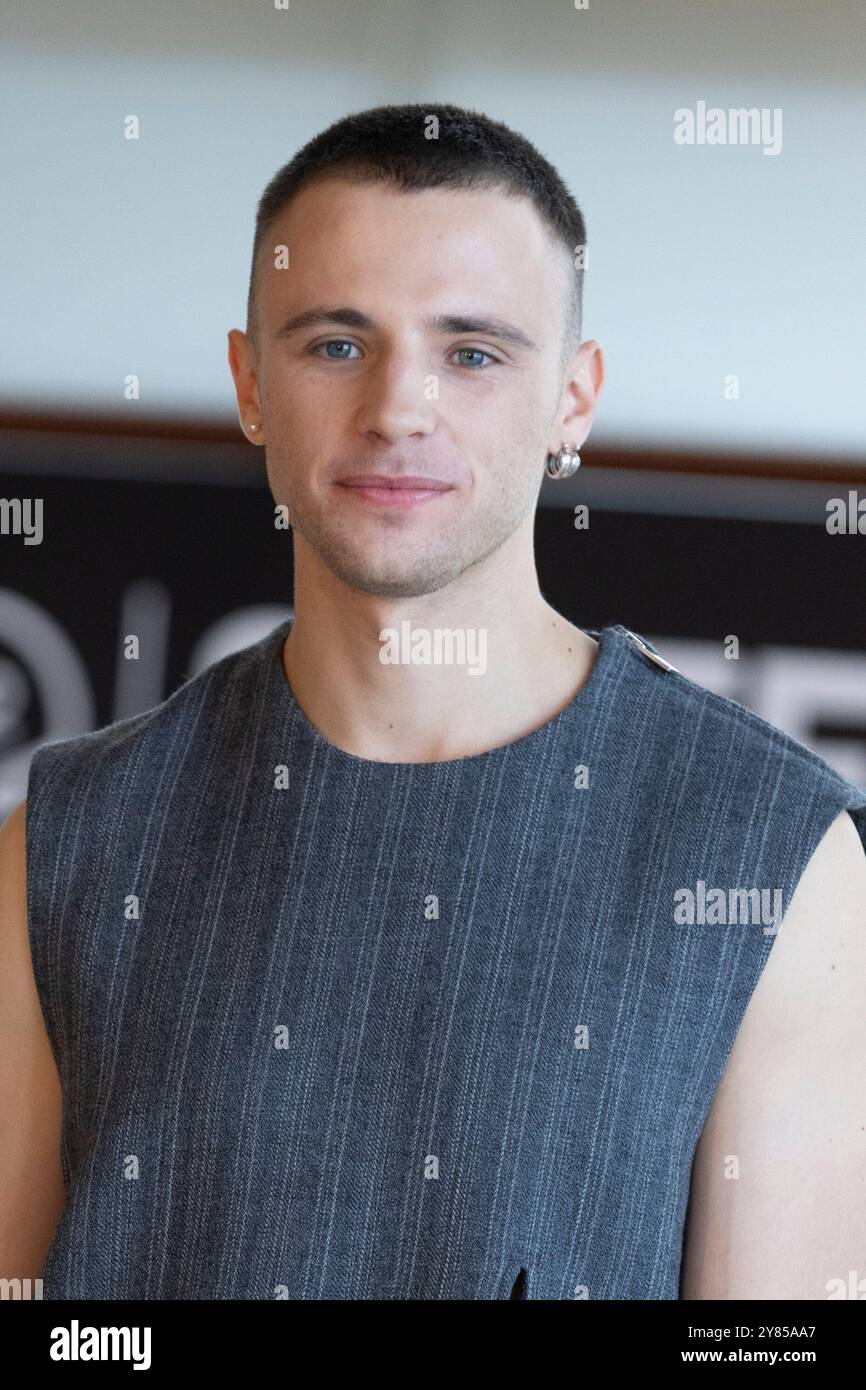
[273,172,542,229]
[260,176,569,322]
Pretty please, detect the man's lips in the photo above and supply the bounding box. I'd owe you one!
[335,474,455,508]
[337,475,453,490]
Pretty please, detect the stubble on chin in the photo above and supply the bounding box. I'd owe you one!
[285,458,539,599]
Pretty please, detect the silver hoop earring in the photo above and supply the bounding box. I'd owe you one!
[544,445,581,480]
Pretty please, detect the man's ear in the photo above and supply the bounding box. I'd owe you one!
[227,329,264,444]
[547,339,606,454]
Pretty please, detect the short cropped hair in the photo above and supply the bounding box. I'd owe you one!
[246,102,587,366]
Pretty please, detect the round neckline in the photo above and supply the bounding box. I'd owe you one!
[265,617,625,772]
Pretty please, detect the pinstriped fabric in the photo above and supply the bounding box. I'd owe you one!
[25,618,866,1300]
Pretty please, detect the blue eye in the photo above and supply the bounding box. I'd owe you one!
[314,340,361,360]
[310,341,497,366]
[452,347,496,368]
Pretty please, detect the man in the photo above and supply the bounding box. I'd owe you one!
[2,103,865,1301]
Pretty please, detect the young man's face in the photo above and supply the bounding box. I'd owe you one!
[232,176,593,599]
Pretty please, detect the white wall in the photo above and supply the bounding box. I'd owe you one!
[2,0,864,461]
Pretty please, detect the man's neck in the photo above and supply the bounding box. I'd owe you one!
[281,541,599,765]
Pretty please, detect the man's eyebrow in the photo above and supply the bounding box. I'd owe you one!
[427,312,539,351]
[274,305,539,351]
[275,305,372,337]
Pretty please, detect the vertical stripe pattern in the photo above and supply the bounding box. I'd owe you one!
[25,619,866,1299]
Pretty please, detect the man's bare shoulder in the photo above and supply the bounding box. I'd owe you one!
[0,799,30,967]
[681,809,866,1299]
[0,797,52,1061]
[739,809,866,1040]
[0,799,66,1279]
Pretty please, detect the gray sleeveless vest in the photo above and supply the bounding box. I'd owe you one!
[26,618,866,1299]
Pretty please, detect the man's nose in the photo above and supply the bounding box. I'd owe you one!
[354,356,437,441]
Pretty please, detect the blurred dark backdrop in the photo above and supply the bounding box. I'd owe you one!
[2,419,864,818]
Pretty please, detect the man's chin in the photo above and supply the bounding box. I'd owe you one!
[326,561,457,600]
[292,518,477,598]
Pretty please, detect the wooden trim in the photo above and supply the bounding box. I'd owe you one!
[0,408,863,483]
[0,409,244,445]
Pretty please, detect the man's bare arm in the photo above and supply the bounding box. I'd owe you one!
[0,800,65,1282]
[681,808,866,1299]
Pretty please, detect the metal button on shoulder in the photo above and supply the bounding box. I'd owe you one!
[620,627,679,673]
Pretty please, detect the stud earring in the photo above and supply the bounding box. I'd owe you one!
[544,445,581,479]
[249,422,259,432]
